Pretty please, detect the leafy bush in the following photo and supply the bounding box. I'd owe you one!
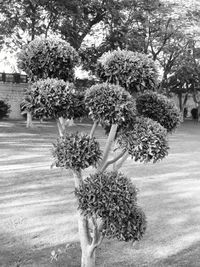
[136,91,180,132]
[22,78,86,120]
[85,83,136,126]
[117,117,169,163]
[0,100,10,119]
[191,108,198,120]
[76,171,146,242]
[96,50,158,94]
[52,133,102,171]
[17,36,79,82]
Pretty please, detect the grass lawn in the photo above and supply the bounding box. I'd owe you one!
[1,119,200,266]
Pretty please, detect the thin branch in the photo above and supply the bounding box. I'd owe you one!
[114,151,129,171]
[72,169,83,188]
[100,150,126,172]
[56,118,64,137]
[98,124,118,171]
[89,120,98,138]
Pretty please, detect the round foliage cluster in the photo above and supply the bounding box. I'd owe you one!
[97,50,157,94]
[117,117,169,163]
[85,83,136,126]
[23,78,85,119]
[17,36,79,81]
[136,91,180,132]
[0,100,10,119]
[52,133,102,171]
[75,171,146,242]
[101,100,136,136]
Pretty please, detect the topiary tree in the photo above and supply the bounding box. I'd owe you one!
[51,75,180,266]
[96,49,158,95]
[19,45,180,266]
[18,36,80,128]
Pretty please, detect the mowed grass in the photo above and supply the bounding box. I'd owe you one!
[1,119,200,266]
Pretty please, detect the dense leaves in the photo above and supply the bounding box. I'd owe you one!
[117,117,169,163]
[17,36,79,81]
[96,50,158,94]
[75,171,146,242]
[0,100,10,119]
[22,78,85,119]
[52,133,102,171]
[136,91,181,132]
[85,83,136,126]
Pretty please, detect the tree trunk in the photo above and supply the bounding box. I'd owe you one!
[197,103,200,122]
[56,119,64,137]
[73,170,97,267]
[81,248,96,267]
[78,215,96,267]
[26,112,33,128]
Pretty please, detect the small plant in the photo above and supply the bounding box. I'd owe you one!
[97,49,158,94]
[191,108,198,120]
[0,100,10,119]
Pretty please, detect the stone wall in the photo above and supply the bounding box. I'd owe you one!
[0,82,28,119]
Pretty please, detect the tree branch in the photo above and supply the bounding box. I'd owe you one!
[56,118,64,137]
[89,120,98,138]
[98,124,118,171]
[72,169,83,188]
[100,150,126,172]
[114,151,129,171]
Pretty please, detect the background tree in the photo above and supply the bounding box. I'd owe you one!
[0,0,60,49]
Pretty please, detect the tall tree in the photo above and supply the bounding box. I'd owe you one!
[0,0,59,49]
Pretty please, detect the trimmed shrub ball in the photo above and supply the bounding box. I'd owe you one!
[117,116,169,163]
[18,36,79,81]
[75,171,146,242]
[52,132,102,171]
[136,91,180,132]
[97,49,158,94]
[85,82,136,126]
[22,78,86,120]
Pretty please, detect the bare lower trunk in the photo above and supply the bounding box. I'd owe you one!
[73,171,98,267]
[81,248,96,267]
[26,112,33,128]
